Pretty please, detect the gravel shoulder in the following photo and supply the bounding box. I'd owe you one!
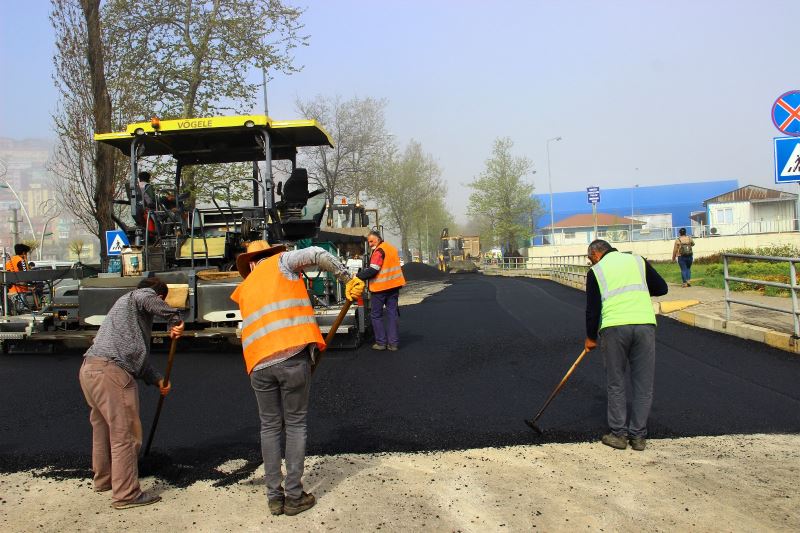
[2,434,798,532]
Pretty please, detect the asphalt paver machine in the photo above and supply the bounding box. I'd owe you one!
[0,115,369,351]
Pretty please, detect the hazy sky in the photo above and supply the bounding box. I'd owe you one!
[2,1,798,222]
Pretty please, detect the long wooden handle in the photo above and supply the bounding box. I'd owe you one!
[531,349,588,424]
[143,336,179,456]
[312,299,353,375]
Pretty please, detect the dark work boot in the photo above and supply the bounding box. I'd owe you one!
[268,495,285,516]
[629,437,647,451]
[284,492,316,516]
[601,433,628,450]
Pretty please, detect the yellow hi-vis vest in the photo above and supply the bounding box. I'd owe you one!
[369,241,406,293]
[230,253,325,374]
[591,251,656,331]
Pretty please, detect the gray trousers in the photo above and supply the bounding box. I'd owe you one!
[250,350,311,500]
[600,324,656,438]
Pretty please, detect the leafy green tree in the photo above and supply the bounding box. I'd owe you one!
[371,141,445,262]
[105,0,307,119]
[467,138,542,253]
[50,0,309,239]
[409,195,454,263]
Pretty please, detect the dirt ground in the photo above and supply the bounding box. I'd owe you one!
[1,434,798,532]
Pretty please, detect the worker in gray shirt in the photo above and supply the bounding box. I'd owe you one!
[79,277,184,509]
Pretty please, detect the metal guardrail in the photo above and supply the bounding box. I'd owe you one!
[481,255,591,286]
[723,253,800,337]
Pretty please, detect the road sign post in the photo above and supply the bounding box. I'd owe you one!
[105,230,130,256]
[587,186,600,240]
[774,137,800,184]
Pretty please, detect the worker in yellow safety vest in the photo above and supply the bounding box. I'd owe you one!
[356,231,406,351]
[230,240,364,517]
[584,239,668,452]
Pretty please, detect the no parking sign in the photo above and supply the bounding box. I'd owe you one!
[771,91,800,137]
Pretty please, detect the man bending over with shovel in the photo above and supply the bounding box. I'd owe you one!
[79,277,184,509]
[231,241,364,517]
[585,240,667,451]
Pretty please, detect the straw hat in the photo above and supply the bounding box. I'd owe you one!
[236,240,286,278]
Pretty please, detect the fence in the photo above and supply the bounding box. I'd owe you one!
[723,253,800,337]
[533,219,800,246]
[481,255,590,288]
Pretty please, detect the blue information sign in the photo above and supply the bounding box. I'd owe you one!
[586,186,600,204]
[772,91,800,137]
[105,230,130,256]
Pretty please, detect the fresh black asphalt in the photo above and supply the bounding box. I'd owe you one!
[2,275,799,486]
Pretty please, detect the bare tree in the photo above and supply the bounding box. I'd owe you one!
[49,0,117,263]
[69,239,86,263]
[295,95,390,212]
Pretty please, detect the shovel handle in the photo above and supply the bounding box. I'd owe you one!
[312,299,353,375]
[143,336,178,456]
[530,348,588,425]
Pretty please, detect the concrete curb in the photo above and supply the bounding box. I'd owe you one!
[670,308,800,355]
[483,271,800,356]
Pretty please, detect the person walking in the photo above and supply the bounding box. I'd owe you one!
[584,239,668,451]
[230,241,364,517]
[356,231,406,351]
[5,243,31,314]
[672,228,695,287]
[78,277,184,509]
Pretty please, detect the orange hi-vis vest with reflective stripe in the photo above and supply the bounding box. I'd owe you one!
[369,242,406,293]
[230,253,325,374]
[5,255,29,294]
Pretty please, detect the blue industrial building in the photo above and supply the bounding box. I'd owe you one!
[533,180,738,240]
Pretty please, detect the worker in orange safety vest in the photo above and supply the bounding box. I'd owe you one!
[5,243,31,313]
[355,231,406,351]
[230,240,364,517]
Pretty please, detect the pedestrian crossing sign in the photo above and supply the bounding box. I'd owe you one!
[105,230,129,256]
[774,137,800,184]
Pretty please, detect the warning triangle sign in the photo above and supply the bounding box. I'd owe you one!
[109,235,127,253]
[781,143,800,176]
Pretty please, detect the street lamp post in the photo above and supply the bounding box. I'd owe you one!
[0,180,36,242]
[630,184,639,241]
[546,137,562,246]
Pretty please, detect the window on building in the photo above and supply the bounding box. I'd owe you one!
[715,208,733,225]
[564,231,576,239]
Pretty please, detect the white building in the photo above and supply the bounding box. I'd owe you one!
[543,213,645,245]
[703,185,798,236]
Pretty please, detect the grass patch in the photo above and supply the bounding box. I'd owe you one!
[651,260,798,297]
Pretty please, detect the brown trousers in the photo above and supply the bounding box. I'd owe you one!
[78,357,143,503]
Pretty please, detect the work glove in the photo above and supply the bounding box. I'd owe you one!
[345,277,365,301]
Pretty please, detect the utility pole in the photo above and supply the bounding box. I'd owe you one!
[10,207,20,247]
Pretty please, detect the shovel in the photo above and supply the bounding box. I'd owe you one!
[525,348,588,434]
[311,299,353,375]
[143,336,178,456]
